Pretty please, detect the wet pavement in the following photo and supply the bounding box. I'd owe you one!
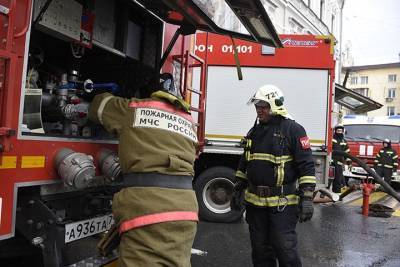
[192,202,400,267]
[3,193,400,266]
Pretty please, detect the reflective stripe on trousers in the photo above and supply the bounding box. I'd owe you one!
[119,211,199,234]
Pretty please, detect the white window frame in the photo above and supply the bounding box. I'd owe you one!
[350,76,358,85]
[266,1,278,25]
[388,88,396,98]
[330,14,335,33]
[387,106,395,116]
[289,18,304,34]
[388,74,397,83]
[360,76,368,85]
[354,88,368,97]
[320,0,325,20]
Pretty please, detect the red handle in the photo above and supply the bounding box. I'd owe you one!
[14,0,32,38]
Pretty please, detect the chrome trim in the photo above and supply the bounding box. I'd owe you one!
[0,5,9,15]
[17,134,118,144]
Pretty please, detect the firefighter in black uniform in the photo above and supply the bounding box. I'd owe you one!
[374,139,398,185]
[329,125,351,193]
[230,84,316,267]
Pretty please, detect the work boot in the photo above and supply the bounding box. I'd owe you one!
[340,186,349,194]
[326,179,333,190]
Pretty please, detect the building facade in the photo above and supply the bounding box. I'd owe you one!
[342,63,400,116]
[263,0,345,82]
[265,0,343,36]
[206,0,344,81]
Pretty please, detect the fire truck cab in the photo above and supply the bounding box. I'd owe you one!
[343,115,400,183]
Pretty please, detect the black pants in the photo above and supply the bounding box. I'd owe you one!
[332,164,344,193]
[376,167,393,184]
[245,205,301,267]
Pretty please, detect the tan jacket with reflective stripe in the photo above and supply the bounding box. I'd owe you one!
[89,92,199,225]
[89,92,197,176]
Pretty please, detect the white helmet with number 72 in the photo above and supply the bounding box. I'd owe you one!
[247,84,291,118]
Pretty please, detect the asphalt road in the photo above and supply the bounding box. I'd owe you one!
[3,200,400,266]
[192,203,400,267]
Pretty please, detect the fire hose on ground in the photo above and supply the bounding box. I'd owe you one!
[333,150,400,216]
[332,150,400,202]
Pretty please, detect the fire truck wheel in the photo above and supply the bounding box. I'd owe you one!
[194,166,244,223]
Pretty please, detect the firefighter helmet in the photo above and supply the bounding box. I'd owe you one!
[334,124,344,132]
[383,138,391,147]
[247,84,290,118]
[159,73,180,98]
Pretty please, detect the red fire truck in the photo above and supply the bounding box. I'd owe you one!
[0,0,282,265]
[343,115,400,183]
[2,0,381,265]
[192,32,337,222]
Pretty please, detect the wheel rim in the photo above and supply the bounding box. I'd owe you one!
[202,177,234,214]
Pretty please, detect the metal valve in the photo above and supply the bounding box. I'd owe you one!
[97,148,121,182]
[54,148,95,189]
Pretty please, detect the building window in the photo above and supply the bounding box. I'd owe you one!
[360,76,368,85]
[350,77,358,85]
[354,88,368,97]
[265,1,278,27]
[388,74,397,83]
[288,18,304,34]
[387,106,395,116]
[388,88,396,98]
[331,14,335,33]
[320,0,325,20]
[268,7,275,24]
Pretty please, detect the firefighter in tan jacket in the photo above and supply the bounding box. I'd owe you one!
[89,74,198,267]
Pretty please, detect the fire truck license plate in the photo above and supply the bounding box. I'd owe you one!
[351,166,368,175]
[65,214,114,243]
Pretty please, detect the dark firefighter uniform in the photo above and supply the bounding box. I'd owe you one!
[374,145,398,184]
[331,135,350,193]
[235,116,316,267]
[89,91,198,267]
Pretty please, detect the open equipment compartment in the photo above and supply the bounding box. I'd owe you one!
[22,0,164,139]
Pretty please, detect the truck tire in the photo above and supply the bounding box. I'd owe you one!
[194,166,244,223]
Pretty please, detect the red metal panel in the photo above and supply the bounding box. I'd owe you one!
[194,33,335,70]
[0,0,11,51]
[162,24,188,74]
[0,140,118,237]
[0,0,14,236]
[11,0,31,55]
[3,56,19,130]
[0,58,6,124]
[0,0,31,55]
[0,175,15,237]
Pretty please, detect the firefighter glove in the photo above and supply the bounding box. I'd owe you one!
[298,190,314,223]
[230,180,247,211]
